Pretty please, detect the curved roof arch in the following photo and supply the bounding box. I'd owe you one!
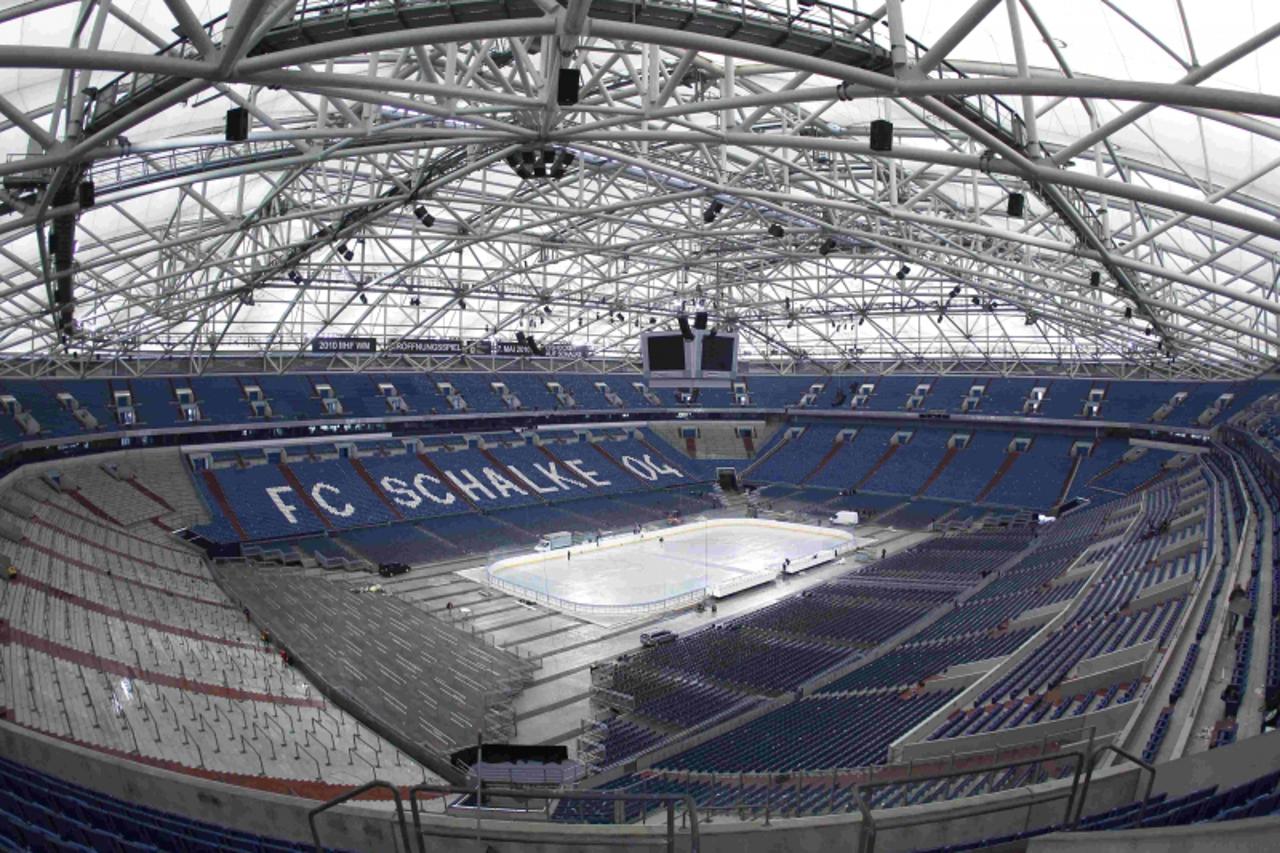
[0,0,1277,378]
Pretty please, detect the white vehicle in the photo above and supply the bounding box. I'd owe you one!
[536,531,574,552]
[829,510,860,526]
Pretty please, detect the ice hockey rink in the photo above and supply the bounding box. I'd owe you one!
[480,519,867,624]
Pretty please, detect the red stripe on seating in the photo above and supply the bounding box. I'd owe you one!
[200,470,248,540]
[277,464,334,531]
[534,443,611,491]
[39,501,201,559]
[20,540,234,610]
[5,627,321,707]
[127,478,174,512]
[637,436,685,472]
[416,453,479,511]
[479,448,546,504]
[67,490,123,526]
[22,726,429,802]
[975,451,1023,503]
[27,516,209,582]
[799,440,846,486]
[349,458,404,519]
[586,442,640,482]
[12,576,258,649]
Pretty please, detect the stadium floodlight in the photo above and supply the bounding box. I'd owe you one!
[548,150,575,179]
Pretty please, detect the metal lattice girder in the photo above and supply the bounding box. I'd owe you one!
[0,0,1274,378]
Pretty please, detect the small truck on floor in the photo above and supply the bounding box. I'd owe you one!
[535,530,574,552]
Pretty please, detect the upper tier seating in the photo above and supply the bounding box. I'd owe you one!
[0,373,1267,448]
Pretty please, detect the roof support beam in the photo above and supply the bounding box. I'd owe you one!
[913,0,1003,77]
[162,0,216,60]
[1051,18,1280,165]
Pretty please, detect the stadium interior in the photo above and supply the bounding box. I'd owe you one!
[1,1,1280,852]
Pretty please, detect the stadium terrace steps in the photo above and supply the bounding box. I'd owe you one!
[215,563,534,772]
[0,458,434,796]
[975,451,1022,503]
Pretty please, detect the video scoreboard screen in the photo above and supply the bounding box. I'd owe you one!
[642,329,737,385]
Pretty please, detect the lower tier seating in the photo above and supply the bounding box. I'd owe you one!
[0,755,328,852]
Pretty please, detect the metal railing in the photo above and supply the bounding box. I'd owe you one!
[405,782,700,853]
[1071,744,1157,829]
[308,780,412,853]
[852,748,1089,853]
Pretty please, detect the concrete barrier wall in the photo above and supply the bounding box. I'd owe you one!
[898,703,1133,764]
[1128,573,1194,611]
[1058,660,1149,698]
[1009,599,1070,630]
[1071,642,1155,680]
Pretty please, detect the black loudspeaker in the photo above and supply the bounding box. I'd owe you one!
[694,311,708,330]
[226,107,249,142]
[1090,271,1101,288]
[678,315,694,341]
[77,181,95,209]
[1006,192,1025,218]
[869,119,893,152]
[557,67,581,106]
